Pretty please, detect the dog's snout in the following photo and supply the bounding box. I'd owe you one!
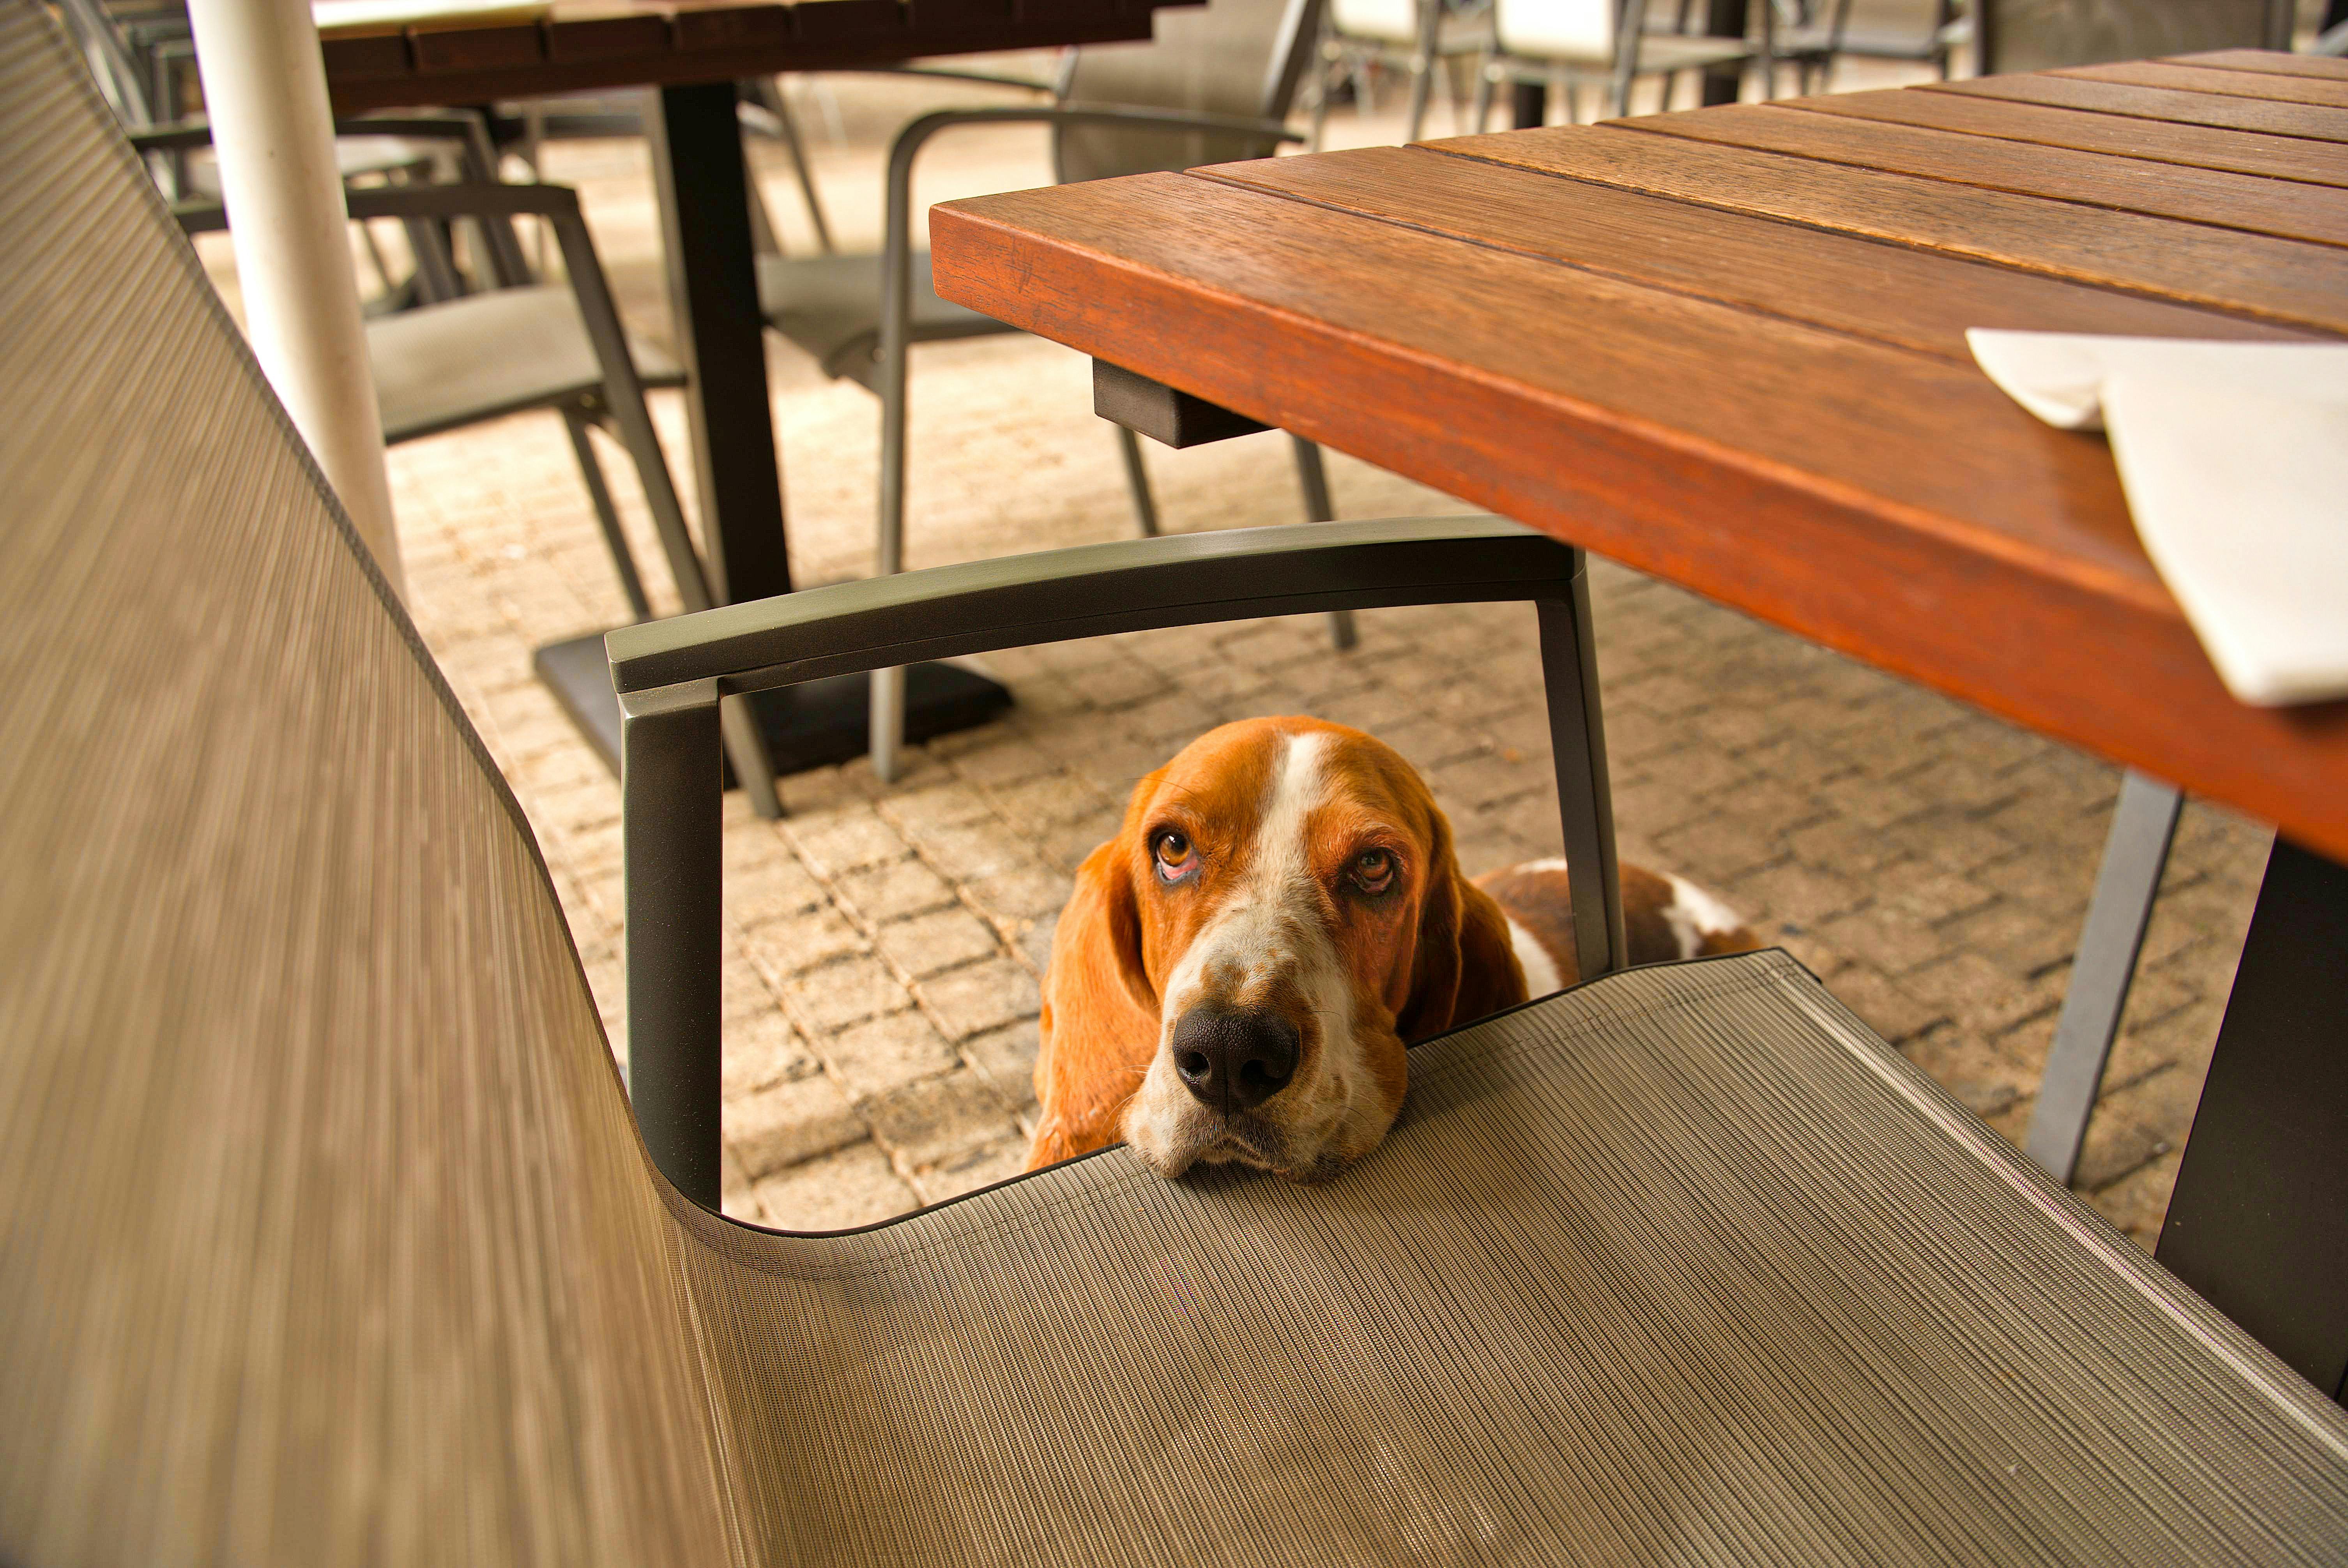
[1170,1006,1300,1114]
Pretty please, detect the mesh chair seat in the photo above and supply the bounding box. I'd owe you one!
[7,2,2348,1559]
[1490,29,1758,71]
[667,950,2348,1562]
[368,282,684,443]
[756,249,1004,389]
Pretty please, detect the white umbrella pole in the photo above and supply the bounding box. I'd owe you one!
[183,0,404,598]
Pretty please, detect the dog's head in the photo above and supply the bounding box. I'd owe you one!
[1045,717,1523,1183]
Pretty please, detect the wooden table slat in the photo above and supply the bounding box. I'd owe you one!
[1200,144,2313,362]
[319,0,1173,111]
[1925,74,2348,144]
[1796,88,2348,187]
[930,172,2348,860]
[2054,59,2348,111]
[1630,101,2348,248]
[1433,127,2348,332]
[2167,48,2348,82]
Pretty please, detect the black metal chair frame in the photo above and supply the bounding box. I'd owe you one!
[609,516,1625,1206]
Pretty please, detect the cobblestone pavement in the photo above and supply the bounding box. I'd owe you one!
[198,64,2267,1250]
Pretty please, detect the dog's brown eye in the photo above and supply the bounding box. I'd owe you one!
[1154,831,1195,878]
[1350,849,1396,894]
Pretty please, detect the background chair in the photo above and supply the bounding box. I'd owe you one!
[1305,0,1493,146]
[145,130,783,812]
[1470,0,1774,125]
[12,4,2348,1551]
[755,0,1360,782]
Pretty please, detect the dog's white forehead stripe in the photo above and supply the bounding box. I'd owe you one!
[1250,730,1330,892]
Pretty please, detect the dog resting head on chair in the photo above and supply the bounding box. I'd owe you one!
[1030,716,1757,1183]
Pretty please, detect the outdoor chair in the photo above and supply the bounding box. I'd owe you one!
[1752,0,1967,92]
[1470,0,1774,125]
[1305,0,1492,146]
[145,132,783,811]
[756,0,1360,783]
[13,5,2348,1557]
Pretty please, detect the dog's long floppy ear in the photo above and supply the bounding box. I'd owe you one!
[1394,808,1526,1044]
[1031,831,1162,1169]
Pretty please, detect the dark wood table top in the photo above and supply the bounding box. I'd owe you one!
[320,0,1183,113]
[930,51,2348,864]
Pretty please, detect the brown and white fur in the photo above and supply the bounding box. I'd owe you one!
[1029,717,1758,1183]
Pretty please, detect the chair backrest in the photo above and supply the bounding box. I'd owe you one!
[0,4,727,1559]
[1329,0,1423,46]
[1055,0,1323,183]
[1490,0,1620,63]
[1978,0,2274,74]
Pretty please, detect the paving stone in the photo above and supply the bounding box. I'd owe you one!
[751,1142,921,1232]
[907,1137,1030,1206]
[876,906,1004,979]
[982,771,1112,828]
[907,821,1041,883]
[834,857,957,925]
[739,905,868,980]
[1819,966,1944,1045]
[785,809,908,877]
[962,1012,1043,1098]
[2083,1146,2183,1250]
[722,1008,817,1100]
[785,953,912,1034]
[863,1068,1021,1169]
[874,782,996,837]
[1900,951,2063,1036]
[963,864,1070,924]
[726,856,826,926]
[728,1073,867,1180]
[1900,1027,2031,1120]
[1819,902,1952,977]
[919,956,1043,1041]
[826,1010,962,1099]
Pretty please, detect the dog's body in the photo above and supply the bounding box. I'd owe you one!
[1030,717,1757,1181]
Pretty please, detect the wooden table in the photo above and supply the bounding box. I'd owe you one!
[317,0,1186,793]
[928,54,2348,1393]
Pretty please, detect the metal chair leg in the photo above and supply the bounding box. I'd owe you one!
[1289,436,1357,651]
[562,401,655,622]
[551,210,783,819]
[2024,772,2184,1187]
[1404,0,1439,141]
[753,77,836,254]
[1536,567,1624,981]
[1116,424,1161,537]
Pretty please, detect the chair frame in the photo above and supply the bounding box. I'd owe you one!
[160,167,785,815]
[610,517,1627,1206]
[1471,0,1775,123]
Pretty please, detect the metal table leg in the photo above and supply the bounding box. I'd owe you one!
[2157,838,2348,1400]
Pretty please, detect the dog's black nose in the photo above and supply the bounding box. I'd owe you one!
[1170,1006,1299,1114]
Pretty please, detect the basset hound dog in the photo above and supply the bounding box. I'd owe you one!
[1031,716,1758,1183]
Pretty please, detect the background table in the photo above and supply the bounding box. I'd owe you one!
[928,52,2348,1393]
[319,0,1190,792]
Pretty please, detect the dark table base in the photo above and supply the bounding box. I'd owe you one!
[535,631,1013,786]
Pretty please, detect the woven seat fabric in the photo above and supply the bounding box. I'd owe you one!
[9,3,2348,1563]
[0,8,727,1561]
[367,282,684,443]
[670,950,2348,1565]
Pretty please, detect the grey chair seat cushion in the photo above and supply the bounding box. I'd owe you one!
[1503,31,1758,69]
[757,249,1008,391]
[366,284,684,444]
[671,950,2348,1563]
[182,135,444,200]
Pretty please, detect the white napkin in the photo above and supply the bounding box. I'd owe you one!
[1968,329,2348,707]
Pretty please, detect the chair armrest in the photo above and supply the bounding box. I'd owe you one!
[614,517,1599,1210]
[608,517,1572,710]
[171,180,585,237]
